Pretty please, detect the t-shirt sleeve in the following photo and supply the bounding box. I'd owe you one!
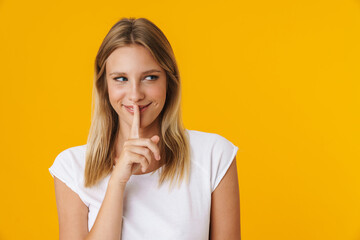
[48,151,89,207]
[210,134,239,193]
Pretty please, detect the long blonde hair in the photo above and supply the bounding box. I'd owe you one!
[84,17,190,190]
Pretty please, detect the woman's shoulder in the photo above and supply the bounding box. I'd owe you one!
[185,129,238,192]
[55,144,87,159]
[185,129,233,146]
[49,144,90,207]
[51,144,87,171]
[185,129,238,158]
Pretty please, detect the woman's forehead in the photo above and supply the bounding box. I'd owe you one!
[106,46,164,75]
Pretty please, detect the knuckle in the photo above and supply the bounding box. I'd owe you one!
[123,146,130,152]
[142,156,148,165]
[144,148,150,155]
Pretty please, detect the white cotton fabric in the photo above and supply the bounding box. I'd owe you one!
[49,129,239,240]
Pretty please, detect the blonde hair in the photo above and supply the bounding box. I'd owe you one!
[84,17,190,191]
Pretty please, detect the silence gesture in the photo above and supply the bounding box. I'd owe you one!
[112,104,161,184]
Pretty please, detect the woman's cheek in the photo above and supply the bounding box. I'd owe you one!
[151,84,166,100]
[108,89,125,111]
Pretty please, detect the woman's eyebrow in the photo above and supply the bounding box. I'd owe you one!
[109,69,162,76]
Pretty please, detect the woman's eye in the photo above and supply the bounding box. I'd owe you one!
[113,75,158,82]
[114,77,127,82]
[145,75,159,80]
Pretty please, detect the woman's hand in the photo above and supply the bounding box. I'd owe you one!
[112,104,161,184]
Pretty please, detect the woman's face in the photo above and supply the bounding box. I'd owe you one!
[106,44,167,131]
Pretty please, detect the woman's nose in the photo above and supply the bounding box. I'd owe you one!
[128,82,145,102]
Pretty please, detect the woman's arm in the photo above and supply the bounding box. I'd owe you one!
[54,176,89,240]
[210,157,241,240]
[85,176,126,240]
[54,175,126,240]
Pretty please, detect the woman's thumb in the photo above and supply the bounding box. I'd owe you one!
[151,135,160,143]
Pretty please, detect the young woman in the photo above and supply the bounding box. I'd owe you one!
[49,17,240,240]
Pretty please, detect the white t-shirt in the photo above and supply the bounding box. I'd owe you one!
[49,129,239,240]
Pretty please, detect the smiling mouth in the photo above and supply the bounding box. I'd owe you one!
[123,102,152,111]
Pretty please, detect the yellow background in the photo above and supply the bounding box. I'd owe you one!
[0,0,359,239]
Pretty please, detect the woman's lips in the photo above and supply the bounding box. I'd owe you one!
[123,103,151,113]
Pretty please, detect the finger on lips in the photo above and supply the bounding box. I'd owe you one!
[130,104,140,139]
[128,103,161,161]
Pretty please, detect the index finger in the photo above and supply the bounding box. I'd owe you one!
[129,104,140,139]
